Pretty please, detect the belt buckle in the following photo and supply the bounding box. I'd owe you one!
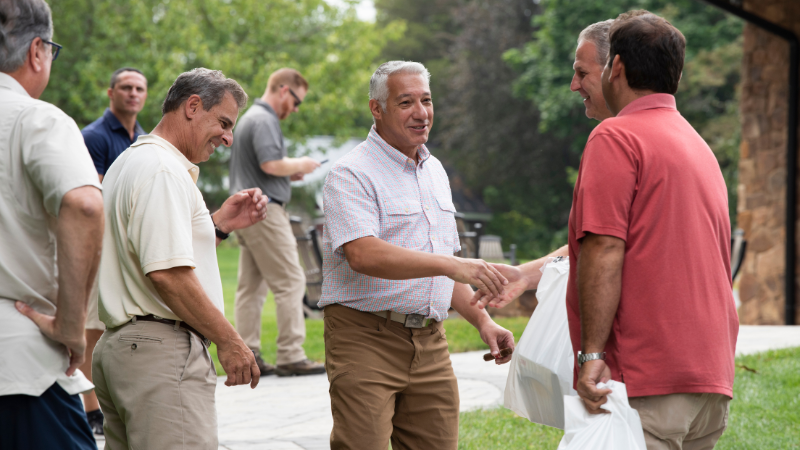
[403,314,426,328]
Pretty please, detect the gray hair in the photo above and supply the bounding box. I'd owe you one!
[0,0,53,73]
[578,19,614,65]
[161,68,248,116]
[369,61,430,112]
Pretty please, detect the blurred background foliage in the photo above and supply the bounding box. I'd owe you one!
[376,0,743,258]
[43,0,402,206]
[43,0,743,258]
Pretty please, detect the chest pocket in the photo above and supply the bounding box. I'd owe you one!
[384,199,423,217]
[436,196,456,214]
[382,199,423,244]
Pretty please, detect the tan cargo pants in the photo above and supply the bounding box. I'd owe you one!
[629,392,731,450]
[234,205,307,365]
[92,320,218,449]
[324,304,460,450]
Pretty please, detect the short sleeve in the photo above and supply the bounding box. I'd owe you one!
[82,129,107,174]
[21,106,101,217]
[572,133,638,242]
[252,118,284,164]
[130,170,196,274]
[323,166,379,253]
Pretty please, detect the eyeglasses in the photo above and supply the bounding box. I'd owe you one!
[282,85,302,108]
[42,39,62,61]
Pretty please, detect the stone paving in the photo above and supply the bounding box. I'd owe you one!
[93,325,800,450]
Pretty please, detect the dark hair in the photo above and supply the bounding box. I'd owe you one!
[0,0,52,73]
[607,10,686,94]
[161,68,247,116]
[110,67,145,88]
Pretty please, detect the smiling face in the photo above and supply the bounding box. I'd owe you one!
[187,92,238,163]
[570,40,613,121]
[108,71,147,116]
[371,72,433,157]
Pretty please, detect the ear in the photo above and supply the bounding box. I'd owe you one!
[608,54,623,85]
[28,37,45,73]
[369,99,383,122]
[184,94,202,120]
[107,87,113,100]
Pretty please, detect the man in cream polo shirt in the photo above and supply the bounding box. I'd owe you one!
[1,1,103,448]
[92,68,268,449]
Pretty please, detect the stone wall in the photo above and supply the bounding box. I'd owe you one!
[738,0,800,324]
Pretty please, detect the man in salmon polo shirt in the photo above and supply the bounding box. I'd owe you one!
[569,11,739,449]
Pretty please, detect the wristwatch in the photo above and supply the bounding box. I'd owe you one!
[210,212,230,240]
[577,351,606,367]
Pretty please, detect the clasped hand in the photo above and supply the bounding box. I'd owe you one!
[470,263,529,309]
[213,188,269,233]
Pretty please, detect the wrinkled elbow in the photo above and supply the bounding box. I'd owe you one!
[63,187,104,220]
[343,247,369,274]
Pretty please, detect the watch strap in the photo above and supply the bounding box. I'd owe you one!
[577,351,606,367]
[210,212,230,240]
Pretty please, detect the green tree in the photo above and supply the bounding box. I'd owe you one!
[505,0,744,230]
[375,0,744,257]
[43,0,402,206]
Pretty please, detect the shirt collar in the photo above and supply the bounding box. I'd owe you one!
[103,108,125,131]
[616,93,677,117]
[367,125,431,172]
[104,108,145,136]
[254,98,277,117]
[130,134,200,184]
[0,72,30,97]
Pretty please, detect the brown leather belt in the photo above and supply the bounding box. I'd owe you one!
[133,314,210,346]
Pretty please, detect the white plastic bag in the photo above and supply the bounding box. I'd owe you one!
[557,380,647,450]
[503,257,576,429]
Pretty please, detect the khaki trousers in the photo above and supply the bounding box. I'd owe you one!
[629,393,731,450]
[92,320,218,449]
[234,205,307,365]
[324,304,460,450]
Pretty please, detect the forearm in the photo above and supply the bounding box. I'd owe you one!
[517,244,569,290]
[577,235,624,353]
[344,236,455,280]
[261,157,304,177]
[149,267,240,346]
[56,187,104,334]
[451,282,492,329]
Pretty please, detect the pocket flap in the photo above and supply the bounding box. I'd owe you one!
[384,199,422,215]
[436,196,456,212]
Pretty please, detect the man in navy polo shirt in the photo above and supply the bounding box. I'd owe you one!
[82,67,148,181]
[79,66,147,435]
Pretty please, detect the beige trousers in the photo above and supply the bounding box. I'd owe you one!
[629,392,731,450]
[92,320,218,449]
[324,304,460,450]
[234,205,307,365]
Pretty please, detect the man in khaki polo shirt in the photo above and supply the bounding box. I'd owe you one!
[92,68,268,449]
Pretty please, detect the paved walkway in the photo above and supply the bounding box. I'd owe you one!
[94,325,800,450]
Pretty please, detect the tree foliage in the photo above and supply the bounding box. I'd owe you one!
[43,0,402,206]
[377,0,744,258]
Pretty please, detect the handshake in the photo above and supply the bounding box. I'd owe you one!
[445,257,532,310]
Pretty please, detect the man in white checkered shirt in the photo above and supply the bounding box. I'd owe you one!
[319,61,515,450]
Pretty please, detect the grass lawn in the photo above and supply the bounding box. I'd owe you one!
[213,246,799,448]
[457,346,800,449]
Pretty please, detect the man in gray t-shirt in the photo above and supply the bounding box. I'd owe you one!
[228,68,323,376]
